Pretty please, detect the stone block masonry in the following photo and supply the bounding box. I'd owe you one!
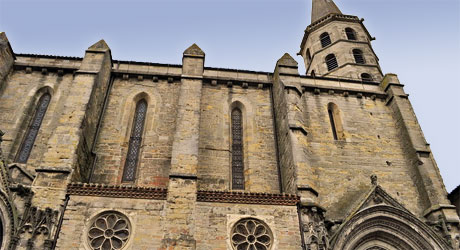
[0,1,459,247]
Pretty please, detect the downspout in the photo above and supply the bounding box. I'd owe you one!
[52,194,69,250]
[269,82,283,194]
[88,75,114,183]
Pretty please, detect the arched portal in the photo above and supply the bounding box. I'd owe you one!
[331,205,450,250]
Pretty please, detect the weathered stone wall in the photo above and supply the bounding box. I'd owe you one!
[56,195,165,249]
[198,84,279,193]
[195,202,301,250]
[0,69,75,173]
[300,86,425,219]
[91,76,180,187]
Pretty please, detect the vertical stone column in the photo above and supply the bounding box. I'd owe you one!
[273,54,325,249]
[13,40,112,249]
[0,32,15,89]
[382,73,459,246]
[161,44,204,249]
[272,53,317,199]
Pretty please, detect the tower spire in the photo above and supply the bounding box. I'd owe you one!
[311,0,342,23]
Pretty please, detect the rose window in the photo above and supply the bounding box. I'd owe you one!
[231,218,273,250]
[88,212,131,250]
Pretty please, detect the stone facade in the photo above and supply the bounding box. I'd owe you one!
[0,0,459,249]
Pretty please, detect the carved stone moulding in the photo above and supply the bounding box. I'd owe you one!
[67,183,167,200]
[197,190,299,206]
[331,205,452,250]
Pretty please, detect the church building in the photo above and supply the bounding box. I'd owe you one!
[0,0,459,249]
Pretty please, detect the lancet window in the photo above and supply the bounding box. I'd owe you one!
[16,93,51,163]
[122,99,147,182]
[328,103,344,141]
[231,108,244,190]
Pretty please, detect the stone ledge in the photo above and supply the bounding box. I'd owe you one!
[302,85,387,99]
[169,173,198,180]
[35,166,71,173]
[67,183,167,200]
[197,190,299,206]
[289,124,308,136]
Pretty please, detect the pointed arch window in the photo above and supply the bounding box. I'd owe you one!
[345,28,357,40]
[328,103,344,141]
[15,93,51,163]
[122,99,147,182]
[361,73,373,83]
[231,108,244,190]
[320,32,332,48]
[325,54,338,71]
[353,49,365,64]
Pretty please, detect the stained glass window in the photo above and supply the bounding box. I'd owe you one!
[232,108,244,190]
[87,211,131,250]
[231,218,273,250]
[122,99,147,182]
[16,93,51,163]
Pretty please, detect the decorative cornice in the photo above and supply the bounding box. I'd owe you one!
[67,183,167,200]
[197,190,299,206]
[67,184,299,205]
[299,14,374,55]
[302,85,386,100]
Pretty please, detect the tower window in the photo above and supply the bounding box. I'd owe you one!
[345,28,357,40]
[320,32,332,48]
[325,54,338,71]
[16,93,51,163]
[361,73,373,82]
[353,49,365,64]
[231,108,244,190]
[122,99,147,182]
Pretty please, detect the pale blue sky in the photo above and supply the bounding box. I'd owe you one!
[0,0,459,192]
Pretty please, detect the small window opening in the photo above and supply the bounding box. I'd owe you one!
[320,32,332,48]
[327,103,344,141]
[328,109,338,140]
[361,73,373,82]
[345,28,357,40]
[353,49,365,64]
[325,54,338,71]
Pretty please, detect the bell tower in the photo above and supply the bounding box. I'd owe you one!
[299,0,383,82]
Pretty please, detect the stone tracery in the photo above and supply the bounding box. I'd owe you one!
[87,211,131,250]
[231,218,273,250]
